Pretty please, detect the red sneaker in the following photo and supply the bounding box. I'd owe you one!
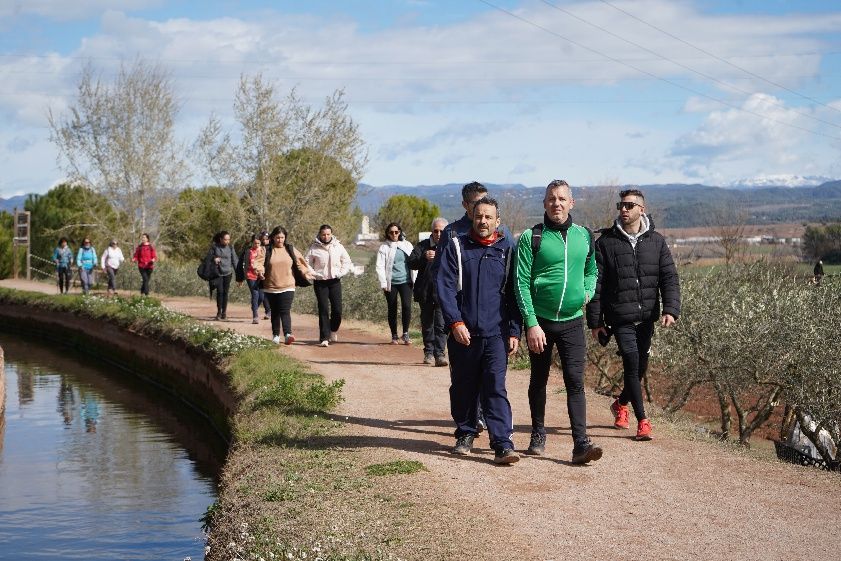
[636,418,653,441]
[610,398,630,429]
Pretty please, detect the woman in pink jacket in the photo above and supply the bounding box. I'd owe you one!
[305,224,353,347]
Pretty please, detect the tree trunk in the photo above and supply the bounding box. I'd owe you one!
[713,380,731,440]
[794,408,838,467]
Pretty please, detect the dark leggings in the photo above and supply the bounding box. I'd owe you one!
[139,267,153,295]
[57,266,72,293]
[613,321,654,421]
[246,279,262,318]
[264,291,295,337]
[384,282,412,337]
[528,316,588,443]
[314,278,343,342]
[105,267,118,291]
[213,274,232,315]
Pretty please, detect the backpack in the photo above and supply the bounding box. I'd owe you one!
[197,251,220,281]
[285,244,312,287]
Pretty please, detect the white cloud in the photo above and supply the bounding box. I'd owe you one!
[0,0,161,21]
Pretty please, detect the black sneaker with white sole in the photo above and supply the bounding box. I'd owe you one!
[493,447,520,465]
[451,433,475,455]
[571,438,603,464]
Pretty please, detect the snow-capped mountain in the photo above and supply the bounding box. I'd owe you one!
[728,174,835,188]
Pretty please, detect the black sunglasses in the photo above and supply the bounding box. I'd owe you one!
[617,201,642,211]
[388,230,400,234]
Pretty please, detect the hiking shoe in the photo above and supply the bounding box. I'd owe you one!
[285,334,295,346]
[611,398,630,429]
[330,331,339,343]
[435,356,449,367]
[494,447,520,465]
[272,335,281,344]
[636,419,653,441]
[263,313,270,320]
[319,340,329,347]
[452,434,475,455]
[401,333,411,345]
[525,432,546,456]
[214,313,221,321]
[571,438,604,465]
[220,312,226,320]
[252,317,259,324]
[391,337,399,345]
[423,353,434,365]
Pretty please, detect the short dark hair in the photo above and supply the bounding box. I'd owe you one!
[620,188,645,201]
[58,236,68,244]
[384,222,403,241]
[318,224,332,234]
[213,230,230,244]
[472,196,500,217]
[462,181,487,202]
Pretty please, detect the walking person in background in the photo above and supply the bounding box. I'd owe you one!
[206,230,238,320]
[52,237,74,294]
[515,179,602,464]
[260,231,271,319]
[132,233,157,296]
[236,234,266,324]
[409,217,449,366]
[263,226,311,345]
[376,223,415,345]
[813,259,825,285]
[100,239,125,297]
[75,237,97,295]
[586,188,680,441]
[436,197,522,464]
[306,224,353,346]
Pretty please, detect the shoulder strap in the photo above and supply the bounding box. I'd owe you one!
[531,223,544,255]
[499,246,513,295]
[584,226,595,260]
[452,236,463,292]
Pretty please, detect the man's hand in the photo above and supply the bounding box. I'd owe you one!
[661,314,676,328]
[591,327,608,340]
[424,249,436,261]
[526,325,546,354]
[508,336,519,356]
[452,324,471,346]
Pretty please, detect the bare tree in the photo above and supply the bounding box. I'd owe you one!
[707,204,748,266]
[48,60,188,241]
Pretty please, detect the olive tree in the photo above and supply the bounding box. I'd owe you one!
[48,60,188,241]
[374,194,440,244]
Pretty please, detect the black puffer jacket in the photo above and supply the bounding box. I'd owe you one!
[585,217,680,328]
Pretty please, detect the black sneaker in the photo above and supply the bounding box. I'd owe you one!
[571,438,603,465]
[494,447,520,465]
[476,417,486,433]
[451,433,475,455]
[525,432,546,456]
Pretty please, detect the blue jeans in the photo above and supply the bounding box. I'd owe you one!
[246,279,262,318]
[79,268,94,294]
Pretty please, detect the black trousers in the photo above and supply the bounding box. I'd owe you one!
[419,299,446,357]
[314,278,343,342]
[139,267,153,295]
[213,274,232,315]
[384,282,412,337]
[528,316,588,443]
[264,291,295,337]
[613,321,654,421]
[57,266,72,293]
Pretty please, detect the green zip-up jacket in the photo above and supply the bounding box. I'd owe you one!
[515,215,597,329]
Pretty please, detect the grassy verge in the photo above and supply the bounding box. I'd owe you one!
[0,288,434,561]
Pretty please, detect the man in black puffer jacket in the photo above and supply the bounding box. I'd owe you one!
[586,188,680,441]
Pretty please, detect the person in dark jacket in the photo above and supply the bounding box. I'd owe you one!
[436,197,522,465]
[813,260,824,284]
[409,217,449,367]
[586,188,681,441]
[206,230,238,321]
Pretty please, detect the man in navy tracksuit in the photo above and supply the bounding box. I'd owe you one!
[436,196,522,464]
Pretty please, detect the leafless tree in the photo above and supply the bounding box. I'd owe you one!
[707,204,748,266]
[48,60,188,241]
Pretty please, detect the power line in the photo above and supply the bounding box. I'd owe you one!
[597,0,841,115]
[477,0,841,141]
[537,0,841,131]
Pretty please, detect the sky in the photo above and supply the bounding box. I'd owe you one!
[2,0,841,198]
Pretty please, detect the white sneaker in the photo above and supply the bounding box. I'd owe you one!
[329,331,338,343]
[272,335,281,344]
[319,340,329,347]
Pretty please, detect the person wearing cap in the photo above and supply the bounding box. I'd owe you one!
[100,239,125,296]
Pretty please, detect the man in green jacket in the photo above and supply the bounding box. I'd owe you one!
[515,179,602,464]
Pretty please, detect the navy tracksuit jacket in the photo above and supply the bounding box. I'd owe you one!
[435,231,522,449]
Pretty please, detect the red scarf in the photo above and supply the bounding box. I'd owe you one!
[469,230,499,246]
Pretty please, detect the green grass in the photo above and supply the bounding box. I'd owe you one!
[365,460,426,476]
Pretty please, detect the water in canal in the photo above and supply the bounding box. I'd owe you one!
[0,332,227,560]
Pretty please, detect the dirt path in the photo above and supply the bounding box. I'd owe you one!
[5,280,840,560]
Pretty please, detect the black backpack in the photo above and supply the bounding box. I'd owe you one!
[197,250,220,281]
[264,244,311,287]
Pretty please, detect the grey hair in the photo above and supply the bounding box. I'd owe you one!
[431,217,448,228]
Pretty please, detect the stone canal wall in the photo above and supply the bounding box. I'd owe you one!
[0,303,236,442]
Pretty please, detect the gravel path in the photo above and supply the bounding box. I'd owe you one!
[5,280,839,560]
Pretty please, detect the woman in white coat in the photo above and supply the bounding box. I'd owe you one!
[305,224,354,346]
[375,222,415,344]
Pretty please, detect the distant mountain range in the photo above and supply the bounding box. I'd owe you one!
[357,180,841,228]
[0,195,27,213]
